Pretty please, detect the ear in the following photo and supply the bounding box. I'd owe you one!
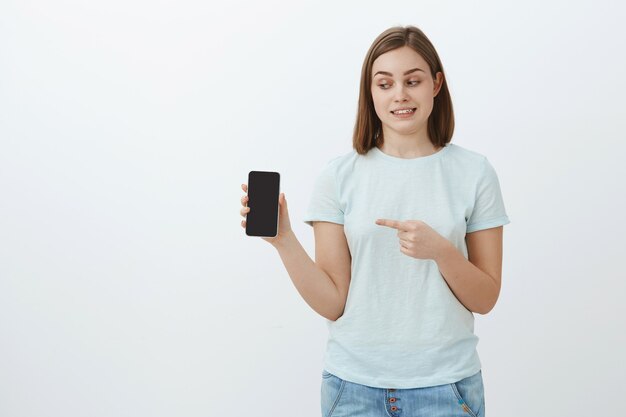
[433,72,444,97]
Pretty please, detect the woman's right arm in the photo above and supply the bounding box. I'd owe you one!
[240,183,350,321]
[272,228,350,322]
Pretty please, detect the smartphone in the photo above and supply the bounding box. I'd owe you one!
[245,171,280,237]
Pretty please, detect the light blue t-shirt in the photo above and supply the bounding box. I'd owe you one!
[302,142,511,389]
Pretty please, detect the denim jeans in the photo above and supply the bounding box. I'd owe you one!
[320,369,485,417]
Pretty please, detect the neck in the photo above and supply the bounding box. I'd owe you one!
[377,135,440,158]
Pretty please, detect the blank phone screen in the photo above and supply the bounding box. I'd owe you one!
[245,171,280,237]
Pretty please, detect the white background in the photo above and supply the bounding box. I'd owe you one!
[1,0,625,416]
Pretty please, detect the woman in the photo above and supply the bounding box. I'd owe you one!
[240,25,510,417]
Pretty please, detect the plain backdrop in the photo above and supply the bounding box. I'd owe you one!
[1,0,625,416]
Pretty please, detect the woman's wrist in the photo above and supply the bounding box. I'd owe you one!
[272,230,296,250]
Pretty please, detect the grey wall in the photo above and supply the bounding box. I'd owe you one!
[1,0,624,416]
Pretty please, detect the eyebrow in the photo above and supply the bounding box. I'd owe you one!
[373,68,425,77]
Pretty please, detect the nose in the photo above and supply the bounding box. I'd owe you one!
[392,83,410,102]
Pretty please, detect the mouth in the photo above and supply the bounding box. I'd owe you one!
[390,107,417,117]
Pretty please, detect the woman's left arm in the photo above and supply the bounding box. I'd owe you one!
[435,226,503,315]
[374,218,504,315]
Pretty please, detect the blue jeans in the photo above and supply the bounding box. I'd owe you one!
[320,369,485,417]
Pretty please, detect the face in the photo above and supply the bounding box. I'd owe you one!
[370,45,443,137]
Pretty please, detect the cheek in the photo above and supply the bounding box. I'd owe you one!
[417,84,434,99]
[370,90,386,113]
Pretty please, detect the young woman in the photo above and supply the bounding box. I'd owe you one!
[240,25,509,417]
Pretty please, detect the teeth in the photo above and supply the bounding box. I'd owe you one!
[393,108,414,114]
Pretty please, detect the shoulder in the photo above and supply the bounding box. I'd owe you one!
[322,149,359,177]
[444,143,488,167]
[445,144,506,197]
[440,143,502,189]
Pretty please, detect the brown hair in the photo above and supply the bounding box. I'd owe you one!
[352,25,455,155]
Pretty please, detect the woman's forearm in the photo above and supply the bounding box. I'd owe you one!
[434,240,499,315]
[272,231,344,321]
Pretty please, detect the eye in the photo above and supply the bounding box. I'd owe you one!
[377,80,421,89]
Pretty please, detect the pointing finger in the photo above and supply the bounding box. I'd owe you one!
[375,219,404,229]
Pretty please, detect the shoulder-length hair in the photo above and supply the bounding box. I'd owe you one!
[353,25,455,155]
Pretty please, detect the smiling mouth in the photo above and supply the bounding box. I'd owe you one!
[390,108,417,115]
[389,107,417,116]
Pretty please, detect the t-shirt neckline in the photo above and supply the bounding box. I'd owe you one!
[370,144,450,164]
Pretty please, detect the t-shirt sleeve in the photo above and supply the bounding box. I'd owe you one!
[466,157,511,233]
[302,159,344,227]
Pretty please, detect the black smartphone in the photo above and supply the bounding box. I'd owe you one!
[245,170,280,237]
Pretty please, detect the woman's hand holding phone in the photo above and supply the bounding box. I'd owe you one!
[240,183,293,246]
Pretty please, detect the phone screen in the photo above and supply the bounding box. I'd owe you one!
[245,171,280,237]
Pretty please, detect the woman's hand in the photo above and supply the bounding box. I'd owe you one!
[375,218,449,260]
[240,183,293,246]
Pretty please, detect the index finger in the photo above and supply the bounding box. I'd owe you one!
[375,218,404,229]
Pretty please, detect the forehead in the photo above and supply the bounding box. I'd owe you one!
[372,46,429,75]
